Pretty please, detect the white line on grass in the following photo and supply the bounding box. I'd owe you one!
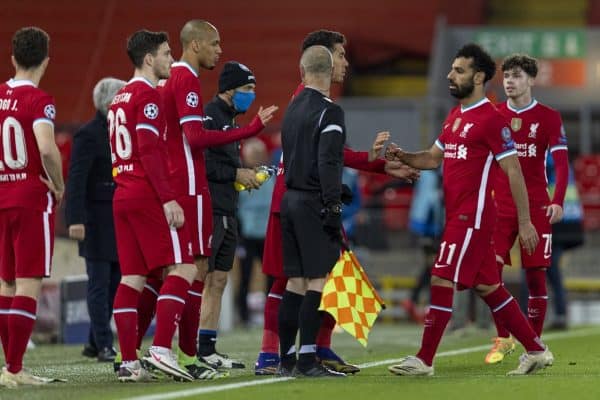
[126,327,600,400]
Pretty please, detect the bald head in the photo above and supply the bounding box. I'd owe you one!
[242,138,268,167]
[180,19,218,47]
[300,45,333,77]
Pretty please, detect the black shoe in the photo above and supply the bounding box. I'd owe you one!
[82,344,98,358]
[97,347,117,362]
[296,363,346,378]
[277,363,296,377]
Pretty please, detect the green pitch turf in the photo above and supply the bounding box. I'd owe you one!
[2,324,599,400]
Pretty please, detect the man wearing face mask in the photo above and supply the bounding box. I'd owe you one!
[199,61,261,366]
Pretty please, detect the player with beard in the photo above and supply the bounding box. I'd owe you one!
[255,29,419,375]
[386,43,553,376]
[484,54,569,364]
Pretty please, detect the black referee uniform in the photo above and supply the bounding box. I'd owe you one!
[281,87,346,279]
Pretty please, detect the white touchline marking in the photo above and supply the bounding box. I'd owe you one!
[126,327,600,400]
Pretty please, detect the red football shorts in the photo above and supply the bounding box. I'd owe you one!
[113,198,193,276]
[262,212,285,278]
[494,207,552,268]
[431,223,499,289]
[178,192,213,258]
[0,207,55,280]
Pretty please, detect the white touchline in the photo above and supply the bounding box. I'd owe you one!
[126,327,600,400]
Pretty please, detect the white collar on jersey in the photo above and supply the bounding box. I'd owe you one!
[128,76,155,88]
[460,97,489,113]
[7,78,36,88]
[172,61,198,77]
[506,99,538,114]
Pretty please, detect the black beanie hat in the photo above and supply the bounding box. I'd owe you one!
[218,61,256,93]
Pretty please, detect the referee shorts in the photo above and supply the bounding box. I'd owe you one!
[281,189,339,279]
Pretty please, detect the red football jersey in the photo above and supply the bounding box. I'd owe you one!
[494,100,568,216]
[436,98,516,229]
[109,77,171,202]
[160,62,209,196]
[0,79,56,212]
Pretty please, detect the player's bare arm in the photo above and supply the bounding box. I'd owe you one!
[385,142,443,170]
[498,154,539,254]
[34,122,65,203]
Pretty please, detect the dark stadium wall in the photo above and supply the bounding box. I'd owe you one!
[0,0,484,125]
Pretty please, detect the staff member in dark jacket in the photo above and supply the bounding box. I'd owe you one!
[278,46,346,377]
[197,61,260,368]
[65,77,125,362]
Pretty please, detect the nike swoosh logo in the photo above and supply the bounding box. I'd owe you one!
[434,263,449,268]
[544,254,552,259]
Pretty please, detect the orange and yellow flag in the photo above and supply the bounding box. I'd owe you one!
[319,250,385,347]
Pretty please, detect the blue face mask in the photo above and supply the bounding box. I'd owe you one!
[232,90,256,112]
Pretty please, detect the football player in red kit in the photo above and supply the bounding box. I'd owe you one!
[485,54,569,364]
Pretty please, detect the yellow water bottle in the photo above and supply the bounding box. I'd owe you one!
[234,166,274,191]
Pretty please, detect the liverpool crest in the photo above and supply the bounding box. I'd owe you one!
[511,118,522,131]
[452,118,461,133]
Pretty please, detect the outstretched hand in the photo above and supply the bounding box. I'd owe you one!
[384,161,420,183]
[257,105,279,125]
[369,131,391,162]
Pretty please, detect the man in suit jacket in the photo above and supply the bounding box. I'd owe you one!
[65,77,125,362]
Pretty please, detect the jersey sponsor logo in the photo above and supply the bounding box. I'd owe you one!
[528,122,539,139]
[44,104,56,120]
[452,118,461,133]
[511,117,522,131]
[143,103,159,119]
[457,144,468,159]
[186,91,199,108]
[443,143,468,160]
[515,143,537,158]
[459,122,474,138]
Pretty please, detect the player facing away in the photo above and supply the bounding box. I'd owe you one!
[386,44,554,376]
[153,20,277,374]
[110,30,198,382]
[484,54,569,364]
[256,29,418,376]
[0,27,65,388]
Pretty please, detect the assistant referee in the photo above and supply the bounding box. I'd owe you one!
[278,45,346,378]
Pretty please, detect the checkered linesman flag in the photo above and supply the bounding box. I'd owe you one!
[319,250,385,347]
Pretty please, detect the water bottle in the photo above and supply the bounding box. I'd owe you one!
[234,165,275,191]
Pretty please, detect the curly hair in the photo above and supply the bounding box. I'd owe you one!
[501,54,538,78]
[455,43,496,83]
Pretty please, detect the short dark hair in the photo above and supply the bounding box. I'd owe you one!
[12,27,49,69]
[126,30,169,68]
[301,30,346,53]
[501,54,538,78]
[455,43,496,83]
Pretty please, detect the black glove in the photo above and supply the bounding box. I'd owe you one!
[341,184,353,205]
[321,204,342,241]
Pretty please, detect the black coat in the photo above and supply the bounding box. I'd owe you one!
[65,111,118,261]
[204,96,242,216]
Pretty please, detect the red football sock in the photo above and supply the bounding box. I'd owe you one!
[492,262,511,338]
[136,277,161,349]
[178,279,203,356]
[261,277,286,353]
[0,295,13,358]
[416,285,454,366]
[6,296,37,373]
[482,286,545,352]
[114,283,141,362]
[153,275,190,349]
[526,269,548,336]
[316,311,336,348]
